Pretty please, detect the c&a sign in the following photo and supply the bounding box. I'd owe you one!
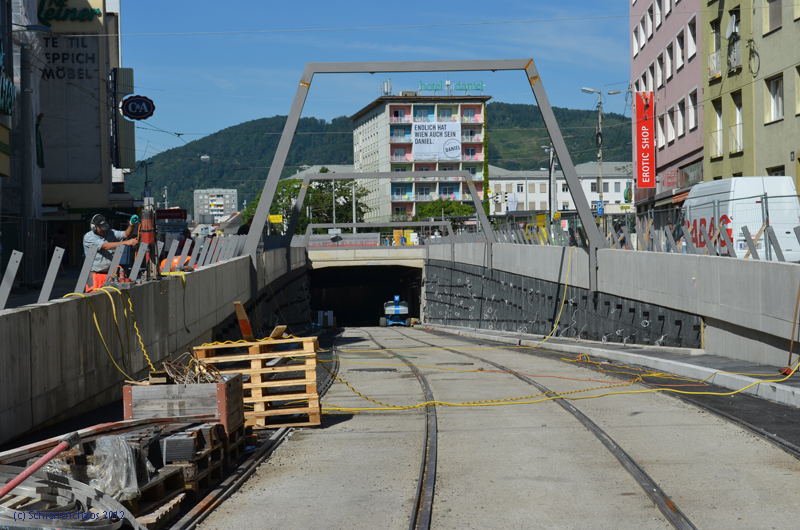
[635,92,655,189]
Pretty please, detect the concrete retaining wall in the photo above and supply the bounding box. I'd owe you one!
[429,242,799,367]
[0,248,308,445]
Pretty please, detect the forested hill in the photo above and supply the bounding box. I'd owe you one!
[128,102,631,213]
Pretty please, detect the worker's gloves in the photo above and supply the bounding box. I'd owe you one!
[130,214,140,226]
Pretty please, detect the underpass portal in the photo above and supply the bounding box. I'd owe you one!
[309,265,422,327]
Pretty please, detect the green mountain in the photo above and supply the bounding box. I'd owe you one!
[128,102,631,214]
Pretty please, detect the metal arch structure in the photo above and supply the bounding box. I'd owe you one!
[242,59,605,289]
[281,171,493,247]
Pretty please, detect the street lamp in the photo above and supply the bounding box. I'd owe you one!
[582,87,620,232]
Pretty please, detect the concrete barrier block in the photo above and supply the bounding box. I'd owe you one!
[0,308,32,441]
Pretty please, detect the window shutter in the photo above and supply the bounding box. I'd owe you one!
[768,0,782,32]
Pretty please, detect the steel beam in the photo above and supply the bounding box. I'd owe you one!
[741,226,760,260]
[241,59,600,287]
[0,251,23,310]
[765,226,785,262]
[129,242,149,282]
[75,245,99,294]
[38,247,65,303]
[163,240,179,273]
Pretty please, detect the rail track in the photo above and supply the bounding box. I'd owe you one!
[355,326,698,530]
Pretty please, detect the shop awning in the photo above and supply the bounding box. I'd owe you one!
[654,197,675,208]
[672,191,690,204]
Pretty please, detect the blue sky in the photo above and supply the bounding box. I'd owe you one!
[123,0,632,160]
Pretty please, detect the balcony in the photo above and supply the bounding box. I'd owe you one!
[709,129,723,158]
[727,39,741,71]
[390,116,411,123]
[436,116,458,122]
[729,122,743,154]
[391,155,412,162]
[462,154,484,162]
[415,194,434,202]
[413,116,431,122]
[461,116,483,123]
[708,50,721,80]
[391,194,413,202]
[461,135,483,143]
[389,136,412,143]
[440,193,460,200]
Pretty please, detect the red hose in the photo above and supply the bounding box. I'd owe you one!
[0,432,80,498]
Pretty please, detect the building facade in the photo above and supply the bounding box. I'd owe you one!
[193,188,239,222]
[631,0,704,226]
[752,1,800,184]
[350,94,489,222]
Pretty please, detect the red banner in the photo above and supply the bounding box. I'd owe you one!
[635,92,655,189]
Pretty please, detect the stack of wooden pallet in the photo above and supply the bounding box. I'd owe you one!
[194,335,321,429]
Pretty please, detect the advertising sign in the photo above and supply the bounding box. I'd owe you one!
[268,214,283,223]
[122,95,155,120]
[413,122,461,161]
[156,209,187,220]
[635,92,656,189]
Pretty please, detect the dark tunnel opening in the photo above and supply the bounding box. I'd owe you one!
[309,265,422,327]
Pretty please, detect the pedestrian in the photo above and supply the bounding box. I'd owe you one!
[50,227,68,276]
[83,214,138,290]
[666,221,675,252]
[237,218,252,235]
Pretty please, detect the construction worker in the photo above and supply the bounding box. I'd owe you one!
[83,214,139,290]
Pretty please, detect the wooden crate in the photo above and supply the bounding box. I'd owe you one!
[123,374,244,436]
[194,337,321,429]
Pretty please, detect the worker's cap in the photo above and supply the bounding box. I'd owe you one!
[91,214,109,231]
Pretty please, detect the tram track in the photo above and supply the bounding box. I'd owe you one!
[338,328,438,530]
[386,327,698,530]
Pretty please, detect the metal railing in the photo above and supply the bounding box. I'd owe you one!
[439,193,460,200]
[709,129,723,158]
[461,135,482,142]
[391,155,412,162]
[708,50,721,79]
[461,116,483,123]
[414,116,431,122]
[416,193,434,201]
[390,116,411,123]
[391,194,412,201]
[729,122,743,154]
[462,154,484,161]
[436,116,457,122]
[389,136,411,143]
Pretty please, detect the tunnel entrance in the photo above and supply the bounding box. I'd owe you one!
[309,265,422,327]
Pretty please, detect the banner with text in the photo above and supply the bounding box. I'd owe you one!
[413,122,461,161]
[635,92,655,189]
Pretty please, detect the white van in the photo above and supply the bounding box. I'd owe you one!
[681,176,800,262]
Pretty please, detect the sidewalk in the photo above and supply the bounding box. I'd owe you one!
[424,324,800,409]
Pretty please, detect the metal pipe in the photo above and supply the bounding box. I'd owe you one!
[0,432,80,499]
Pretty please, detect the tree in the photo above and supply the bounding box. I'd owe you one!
[414,199,475,230]
[241,177,371,234]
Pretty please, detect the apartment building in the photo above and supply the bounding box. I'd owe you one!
[631,0,704,225]
[350,93,490,222]
[752,1,800,183]
[193,189,239,222]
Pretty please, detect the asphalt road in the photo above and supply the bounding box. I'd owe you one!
[199,327,800,530]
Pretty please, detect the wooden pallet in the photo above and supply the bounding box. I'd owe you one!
[136,492,186,530]
[124,467,186,517]
[194,337,321,429]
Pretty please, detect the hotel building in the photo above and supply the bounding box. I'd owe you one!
[350,94,490,222]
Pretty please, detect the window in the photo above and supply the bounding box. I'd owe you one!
[603,183,609,193]
[591,182,597,192]
[666,43,673,79]
[517,184,523,193]
[418,186,430,195]
[688,89,698,130]
[667,108,675,142]
[540,183,547,193]
[687,18,697,57]
[394,206,407,215]
[655,0,662,27]
[562,184,569,192]
[393,109,405,118]
[439,108,452,118]
[639,17,646,48]
[463,108,475,119]
[657,115,666,148]
[676,31,684,69]
[441,185,454,195]
[615,182,621,192]
[641,74,647,92]
[767,166,786,176]
[796,67,800,116]
[394,167,407,172]
[562,202,570,211]
[657,54,664,87]
[648,64,655,91]
[766,0,782,33]
[505,183,512,193]
[768,76,784,121]
[632,27,639,56]
[395,186,407,196]
[711,99,723,157]
[540,202,547,210]
[466,167,477,175]
[647,5,654,38]
[665,0,671,15]
[711,19,721,53]
[677,99,686,137]
[731,91,743,153]
[419,166,430,171]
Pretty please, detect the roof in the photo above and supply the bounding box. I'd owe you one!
[349,95,492,122]
[487,162,632,180]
